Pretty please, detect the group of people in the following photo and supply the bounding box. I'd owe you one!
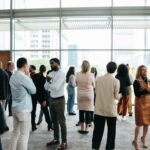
[0,57,150,150]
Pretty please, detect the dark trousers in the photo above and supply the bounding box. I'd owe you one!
[5,93,12,115]
[79,110,91,124]
[31,99,37,128]
[49,98,67,143]
[0,138,2,150]
[31,99,52,129]
[92,115,116,150]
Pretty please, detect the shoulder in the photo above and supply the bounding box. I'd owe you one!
[70,74,75,78]
[76,72,81,77]
[59,69,65,75]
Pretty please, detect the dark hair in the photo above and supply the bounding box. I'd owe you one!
[66,67,75,83]
[117,64,128,77]
[50,58,60,65]
[91,67,97,78]
[39,65,46,73]
[106,62,117,73]
[7,61,13,69]
[30,65,36,71]
[17,57,27,69]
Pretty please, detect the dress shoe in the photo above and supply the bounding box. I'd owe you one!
[69,112,76,115]
[46,139,60,146]
[48,124,54,131]
[129,112,133,117]
[32,126,37,131]
[36,120,42,125]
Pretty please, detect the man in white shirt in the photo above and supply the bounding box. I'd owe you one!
[92,62,120,150]
[44,58,67,150]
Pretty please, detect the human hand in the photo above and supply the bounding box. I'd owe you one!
[46,76,52,82]
[41,101,47,107]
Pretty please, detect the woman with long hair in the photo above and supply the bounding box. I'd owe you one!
[132,65,150,150]
[89,67,97,126]
[76,60,95,134]
[116,64,131,120]
[66,66,76,115]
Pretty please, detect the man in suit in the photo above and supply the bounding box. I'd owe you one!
[5,61,14,116]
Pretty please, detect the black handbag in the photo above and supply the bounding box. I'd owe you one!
[0,103,9,135]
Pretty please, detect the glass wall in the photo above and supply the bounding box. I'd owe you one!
[0,0,150,75]
[113,0,146,6]
[0,0,10,9]
[13,0,59,9]
[62,0,111,8]
[61,17,111,50]
[14,18,59,50]
[0,19,10,50]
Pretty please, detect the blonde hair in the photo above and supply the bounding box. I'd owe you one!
[136,65,146,79]
[81,60,90,73]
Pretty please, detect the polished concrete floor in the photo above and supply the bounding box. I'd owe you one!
[1,105,150,150]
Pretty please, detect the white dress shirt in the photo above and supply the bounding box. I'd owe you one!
[44,69,66,98]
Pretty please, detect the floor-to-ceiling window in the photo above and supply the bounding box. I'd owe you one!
[0,0,150,75]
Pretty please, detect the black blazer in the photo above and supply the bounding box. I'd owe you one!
[0,69,9,100]
[5,69,13,94]
[32,73,46,104]
[115,75,131,96]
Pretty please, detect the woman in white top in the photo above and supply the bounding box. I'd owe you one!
[66,67,76,115]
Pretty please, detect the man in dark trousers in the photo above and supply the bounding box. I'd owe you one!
[0,61,9,110]
[45,58,67,150]
[31,65,52,131]
[5,61,14,116]
[0,61,9,150]
[92,62,120,150]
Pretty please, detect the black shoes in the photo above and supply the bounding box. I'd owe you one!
[68,112,76,115]
[78,130,89,134]
[129,112,133,117]
[32,126,37,131]
[36,120,42,125]
[46,139,60,146]
[47,124,54,131]
[75,122,80,126]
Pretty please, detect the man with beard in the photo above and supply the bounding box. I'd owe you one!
[44,58,67,150]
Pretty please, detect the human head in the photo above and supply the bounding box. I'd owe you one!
[39,65,46,73]
[17,57,28,72]
[136,65,147,79]
[29,65,36,73]
[49,58,60,71]
[7,61,14,72]
[117,64,128,77]
[91,67,97,77]
[106,62,117,73]
[81,60,90,73]
[66,66,75,83]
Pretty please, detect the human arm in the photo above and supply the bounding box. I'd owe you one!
[44,71,65,91]
[114,79,120,100]
[69,75,76,87]
[133,80,148,97]
[22,76,36,94]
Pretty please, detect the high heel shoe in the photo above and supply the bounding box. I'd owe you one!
[141,136,148,148]
[132,140,141,150]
